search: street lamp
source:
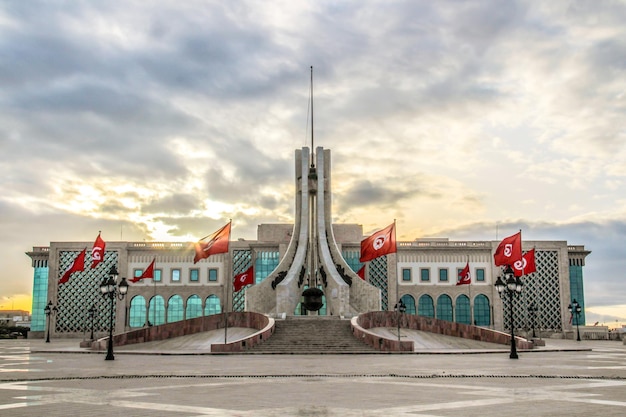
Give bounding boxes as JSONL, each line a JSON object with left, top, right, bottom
{"left": 99, "top": 265, "right": 129, "bottom": 360}
{"left": 568, "top": 299, "right": 582, "bottom": 341}
{"left": 44, "top": 301, "right": 57, "bottom": 343}
{"left": 87, "top": 304, "right": 96, "bottom": 341}
{"left": 494, "top": 265, "right": 523, "bottom": 359}
{"left": 528, "top": 302, "right": 538, "bottom": 338}
{"left": 394, "top": 299, "right": 406, "bottom": 342}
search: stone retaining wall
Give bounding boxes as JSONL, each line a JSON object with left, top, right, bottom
{"left": 352, "top": 311, "right": 534, "bottom": 352}
{"left": 92, "top": 312, "right": 274, "bottom": 353}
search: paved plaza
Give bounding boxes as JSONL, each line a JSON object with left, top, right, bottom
{"left": 1, "top": 337, "right": 625, "bottom": 416}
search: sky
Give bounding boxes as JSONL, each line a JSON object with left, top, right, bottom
{"left": 1, "top": 1, "right": 625, "bottom": 326}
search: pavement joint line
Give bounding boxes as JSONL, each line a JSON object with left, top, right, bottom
{"left": 2, "top": 373, "right": 625, "bottom": 383}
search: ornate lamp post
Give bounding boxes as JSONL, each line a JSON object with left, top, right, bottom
{"left": 394, "top": 299, "right": 406, "bottom": 342}
{"left": 87, "top": 304, "right": 96, "bottom": 341}
{"left": 44, "top": 301, "right": 57, "bottom": 343}
{"left": 528, "top": 302, "right": 538, "bottom": 338}
{"left": 494, "top": 265, "right": 523, "bottom": 359}
{"left": 99, "top": 266, "right": 129, "bottom": 361}
{"left": 568, "top": 299, "right": 582, "bottom": 341}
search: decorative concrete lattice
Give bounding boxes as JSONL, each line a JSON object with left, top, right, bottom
{"left": 232, "top": 250, "right": 251, "bottom": 312}
{"left": 56, "top": 251, "right": 119, "bottom": 333}
{"left": 502, "top": 250, "right": 562, "bottom": 331}
{"left": 369, "top": 256, "right": 389, "bottom": 310}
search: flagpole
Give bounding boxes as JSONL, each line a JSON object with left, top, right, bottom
{"left": 467, "top": 256, "right": 473, "bottom": 325}
{"left": 224, "top": 275, "right": 229, "bottom": 344}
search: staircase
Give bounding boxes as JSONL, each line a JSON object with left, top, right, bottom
{"left": 245, "top": 316, "right": 378, "bottom": 354}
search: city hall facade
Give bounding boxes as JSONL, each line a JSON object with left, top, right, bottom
{"left": 26, "top": 147, "right": 590, "bottom": 340}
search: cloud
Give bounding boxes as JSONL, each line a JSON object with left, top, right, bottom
{"left": 2, "top": 1, "right": 626, "bottom": 315}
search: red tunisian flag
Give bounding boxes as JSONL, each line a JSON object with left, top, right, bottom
{"left": 59, "top": 248, "right": 86, "bottom": 284}
{"left": 194, "top": 221, "right": 231, "bottom": 264}
{"left": 91, "top": 232, "right": 106, "bottom": 268}
{"left": 356, "top": 265, "right": 366, "bottom": 280}
{"left": 457, "top": 262, "right": 471, "bottom": 286}
{"left": 493, "top": 231, "right": 522, "bottom": 266}
{"left": 233, "top": 266, "right": 254, "bottom": 292}
{"left": 130, "top": 258, "right": 155, "bottom": 283}
{"left": 359, "top": 222, "right": 397, "bottom": 262}
{"left": 513, "top": 249, "right": 537, "bottom": 277}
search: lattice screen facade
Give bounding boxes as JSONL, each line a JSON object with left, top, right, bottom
{"left": 232, "top": 250, "right": 251, "bottom": 312}
{"left": 55, "top": 251, "right": 119, "bottom": 333}
{"left": 368, "top": 255, "right": 389, "bottom": 311}
{"left": 501, "top": 250, "right": 562, "bottom": 331}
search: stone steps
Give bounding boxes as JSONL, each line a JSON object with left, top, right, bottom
{"left": 245, "top": 316, "right": 377, "bottom": 354}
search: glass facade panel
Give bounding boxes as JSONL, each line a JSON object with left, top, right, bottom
{"left": 569, "top": 265, "right": 586, "bottom": 325}
{"left": 417, "top": 294, "right": 434, "bottom": 317}
{"left": 129, "top": 296, "right": 146, "bottom": 328}
{"left": 171, "top": 269, "right": 181, "bottom": 282}
{"left": 420, "top": 268, "right": 430, "bottom": 282}
{"left": 455, "top": 295, "right": 471, "bottom": 324}
{"left": 342, "top": 250, "right": 363, "bottom": 275}
{"left": 474, "top": 294, "right": 491, "bottom": 326}
{"left": 436, "top": 294, "right": 453, "bottom": 321}
{"left": 154, "top": 269, "right": 162, "bottom": 282}
{"left": 186, "top": 295, "right": 203, "bottom": 319}
{"left": 148, "top": 296, "right": 165, "bottom": 326}
{"left": 255, "top": 251, "right": 280, "bottom": 283}
{"left": 31, "top": 267, "right": 49, "bottom": 331}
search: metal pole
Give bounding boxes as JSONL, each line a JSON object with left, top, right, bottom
{"left": 509, "top": 292, "right": 518, "bottom": 359}
{"left": 105, "top": 294, "right": 115, "bottom": 361}
{"left": 45, "top": 312, "right": 51, "bottom": 343}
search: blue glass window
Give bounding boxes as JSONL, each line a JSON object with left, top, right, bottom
{"left": 129, "top": 296, "right": 146, "bottom": 328}
{"left": 171, "top": 269, "right": 181, "bottom": 282}
{"left": 420, "top": 268, "right": 430, "bottom": 282}
{"left": 402, "top": 268, "right": 411, "bottom": 281}
{"left": 455, "top": 295, "right": 471, "bottom": 324}
{"left": 148, "top": 296, "right": 165, "bottom": 326}
{"left": 208, "top": 269, "right": 218, "bottom": 282}
{"left": 436, "top": 294, "right": 453, "bottom": 321}
{"left": 186, "top": 295, "right": 202, "bottom": 319}
{"left": 400, "top": 294, "right": 416, "bottom": 315}
{"left": 474, "top": 294, "right": 491, "bottom": 326}
{"left": 190, "top": 269, "right": 199, "bottom": 282}
{"left": 439, "top": 269, "right": 448, "bottom": 282}
{"left": 167, "top": 295, "right": 183, "bottom": 323}
{"left": 476, "top": 268, "right": 485, "bottom": 282}
{"left": 204, "top": 295, "right": 221, "bottom": 315}
{"left": 417, "top": 294, "right": 434, "bottom": 317}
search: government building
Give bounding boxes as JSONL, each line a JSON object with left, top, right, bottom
{"left": 26, "top": 147, "right": 590, "bottom": 341}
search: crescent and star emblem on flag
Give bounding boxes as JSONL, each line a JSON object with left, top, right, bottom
{"left": 239, "top": 274, "right": 248, "bottom": 283}
{"left": 513, "top": 258, "right": 527, "bottom": 271}
{"left": 373, "top": 235, "right": 386, "bottom": 250}
{"left": 504, "top": 243, "right": 513, "bottom": 257}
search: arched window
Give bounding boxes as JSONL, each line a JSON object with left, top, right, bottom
{"left": 455, "top": 294, "right": 471, "bottom": 324}
{"left": 129, "top": 296, "right": 146, "bottom": 328}
{"left": 436, "top": 294, "right": 453, "bottom": 321}
{"left": 417, "top": 294, "right": 434, "bottom": 317}
{"left": 400, "top": 294, "right": 416, "bottom": 315}
{"left": 186, "top": 295, "right": 203, "bottom": 319}
{"left": 204, "top": 295, "right": 221, "bottom": 316}
{"left": 474, "top": 294, "right": 491, "bottom": 326}
{"left": 148, "top": 295, "right": 165, "bottom": 326}
{"left": 167, "top": 295, "right": 184, "bottom": 323}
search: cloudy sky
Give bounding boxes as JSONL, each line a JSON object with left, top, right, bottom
{"left": 1, "top": 1, "right": 625, "bottom": 325}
